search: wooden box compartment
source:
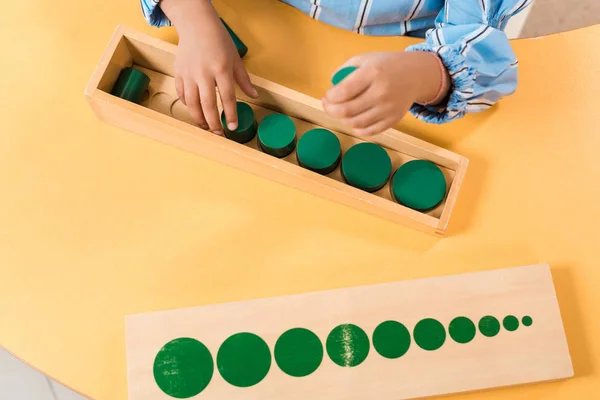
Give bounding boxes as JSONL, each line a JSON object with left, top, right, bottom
{"left": 85, "top": 25, "right": 469, "bottom": 236}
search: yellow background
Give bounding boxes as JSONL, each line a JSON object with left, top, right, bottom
{"left": 1, "top": 0, "right": 599, "bottom": 399}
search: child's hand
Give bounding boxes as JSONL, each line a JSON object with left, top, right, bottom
{"left": 322, "top": 51, "right": 450, "bottom": 136}
{"left": 161, "top": 0, "right": 258, "bottom": 135}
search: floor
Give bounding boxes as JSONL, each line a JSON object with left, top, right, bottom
{"left": 1, "top": 2, "right": 598, "bottom": 399}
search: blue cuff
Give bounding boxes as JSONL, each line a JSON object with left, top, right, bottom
{"left": 141, "top": 0, "right": 173, "bottom": 28}
{"left": 405, "top": 43, "right": 476, "bottom": 124}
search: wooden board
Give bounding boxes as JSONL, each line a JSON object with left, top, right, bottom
{"left": 126, "top": 264, "right": 573, "bottom": 400}
{"left": 85, "top": 25, "right": 469, "bottom": 236}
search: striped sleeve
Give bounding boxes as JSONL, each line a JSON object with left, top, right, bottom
{"left": 406, "top": 0, "right": 533, "bottom": 124}
{"left": 141, "top": 0, "right": 172, "bottom": 27}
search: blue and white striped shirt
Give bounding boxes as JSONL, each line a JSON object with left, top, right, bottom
{"left": 140, "top": 0, "right": 532, "bottom": 124}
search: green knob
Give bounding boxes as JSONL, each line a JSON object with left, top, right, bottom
{"left": 221, "top": 19, "right": 248, "bottom": 58}
{"left": 390, "top": 160, "right": 447, "bottom": 211}
{"left": 296, "top": 128, "right": 342, "bottom": 175}
{"left": 221, "top": 102, "right": 257, "bottom": 144}
{"left": 341, "top": 142, "right": 392, "bottom": 192}
{"left": 111, "top": 67, "right": 150, "bottom": 104}
{"left": 257, "top": 114, "right": 297, "bottom": 158}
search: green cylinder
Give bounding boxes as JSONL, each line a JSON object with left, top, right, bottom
{"left": 331, "top": 66, "right": 357, "bottom": 85}
{"left": 257, "top": 114, "right": 297, "bottom": 158}
{"left": 221, "top": 19, "right": 248, "bottom": 58}
{"left": 111, "top": 67, "right": 150, "bottom": 104}
{"left": 296, "top": 128, "right": 341, "bottom": 175}
{"left": 390, "top": 160, "right": 447, "bottom": 211}
{"left": 341, "top": 142, "right": 392, "bottom": 192}
{"left": 221, "top": 102, "right": 257, "bottom": 144}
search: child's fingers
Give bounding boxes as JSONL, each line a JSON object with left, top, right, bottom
{"left": 217, "top": 74, "right": 238, "bottom": 131}
{"left": 324, "top": 67, "right": 374, "bottom": 104}
{"left": 184, "top": 80, "right": 208, "bottom": 130}
{"left": 199, "top": 80, "right": 223, "bottom": 135}
{"left": 175, "top": 76, "right": 185, "bottom": 105}
{"left": 322, "top": 87, "right": 376, "bottom": 119}
{"left": 352, "top": 117, "right": 396, "bottom": 136}
{"left": 343, "top": 107, "right": 386, "bottom": 130}
{"left": 233, "top": 59, "right": 258, "bottom": 98}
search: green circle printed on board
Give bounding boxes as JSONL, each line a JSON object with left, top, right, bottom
{"left": 448, "top": 317, "right": 476, "bottom": 344}
{"left": 413, "top": 318, "right": 446, "bottom": 351}
{"left": 153, "top": 337, "right": 214, "bottom": 398}
{"left": 479, "top": 316, "right": 501, "bottom": 337}
{"left": 332, "top": 66, "right": 358, "bottom": 85}
{"left": 391, "top": 160, "right": 447, "bottom": 211}
{"left": 503, "top": 315, "right": 519, "bottom": 332}
{"left": 372, "top": 320, "right": 411, "bottom": 359}
{"left": 326, "top": 324, "right": 370, "bottom": 367}
{"left": 522, "top": 316, "right": 533, "bottom": 327}
{"left": 341, "top": 142, "right": 392, "bottom": 192}
{"left": 296, "top": 128, "right": 342, "bottom": 175}
{"left": 274, "top": 328, "right": 323, "bottom": 377}
{"left": 216, "top": 332, "right": 271, "bottom": 387}
{"left": 257, "top": 113, "right": 297, "bottom": 158}
{"left": 221, "top": 102, "right": 257, "bottom": 144}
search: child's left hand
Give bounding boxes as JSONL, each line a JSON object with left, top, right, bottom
{"left": 322, "top": 51, "right": 449, "bottom": 136}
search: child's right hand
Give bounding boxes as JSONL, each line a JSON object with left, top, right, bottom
{"left": 161, "top": 0, "right": 258, "bottom": 135}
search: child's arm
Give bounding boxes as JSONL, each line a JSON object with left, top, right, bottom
{"left": 323, "top": 0, "right": 532, "bottom": 134}
{"left": 141, "top": 0, "right": 258, "bottom": 134}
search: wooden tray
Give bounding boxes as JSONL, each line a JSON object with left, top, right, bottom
{"left": 85, "top": 25, "right": 469, "bottom": 236}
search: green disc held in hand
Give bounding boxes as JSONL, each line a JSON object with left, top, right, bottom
{"left": 258, "top": 114, "right": 297, "bottom": 158}
{"left": 111, "top": 67, "right": 150, "bottom": 104}
{"left": 296, "top": 128, "right": 341, "bottom": 175}
{"left": 342, "top": 142, "right": 392, "bottom": 192}
{"left": 390, "top": 160, "right": 447, "bottom": 211}
{"left": 332, "top": 66, "right": 357, "bottom": 85}
{"left": 221, "top": 102, "right": 257, "bottom": 144}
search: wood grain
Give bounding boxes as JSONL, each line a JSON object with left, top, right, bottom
{"left": 126, "top": 264, "right": 573, "bottom": 400}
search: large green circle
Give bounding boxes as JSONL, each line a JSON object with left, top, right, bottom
{"left": 274, "top": 328, "right": 323, "bottom": 377}
{"left": 221, "top": 102, "right": 257, "bottom": 144}
{"left": 503, "top": 315, "right": 519, "bottom": 332}
{"left": 326, "top": 324, "right": 370, "bottom": 367}
{"left": 332, "top": 66, "right": 357, "bottom": 85}
{"left": 479, "top": 316, "right": 501, "bottom": 337}
{"left": 257, "top": 113, "right": 297, "bottom": 158}
{"left": 413, "top": 318, "right": 446, "bottom": 351}
{"left": 390, "top": 160, "right": 447, "bottom": 211}
{"left": 296, "top": 128, "right": 342, "bottom": 175}
{"left": 448, "top": 317, "right": 476, "bottom": 344}
{"left": 372, "top": 320, "right": 411, "bottom": 359}
{"left": 341, "top": 143, "right": 392, "bottom": 192}
{"left": 153, "top": 337, "right": 214, "bottom": 398}
{"left": 216, "top": 332, "right": 271, "bottom": 387}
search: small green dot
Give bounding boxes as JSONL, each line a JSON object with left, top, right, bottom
{"left": 332, "top": 66, "right": 357, "bottom": 85}
{"left": 216, "top": 332, "right": 271, "bottom": 387}
{"left": 390, "top": 160, "right": 447, "bottom": 211}
{"left": 522, "top": 316, "right": 533, "bottom": 327}
{"left": 503, "top": 315, "right": 519, "bottom": 332}
{"left": 413, "top": 318, "right": 446, "bottom": 351}
{"left": 448, "top": 317, "right": 476, "bottom": 344}
{"left": 153, "top": 337, "right": 214, "bottom": 398}
{"left": 372, "top": 320, "right": 411, "bottom": 359}
{"left": 326, "top": 324, "right": 370, "bottom": 367}
{"left": 479, "top": 316, "right": 501, "bottom": 337}
{"left": 274, "top": 328, "right": 323, "bottom": 377}
{"left": 296, "top": 128, "right": 342, "bottom": 175}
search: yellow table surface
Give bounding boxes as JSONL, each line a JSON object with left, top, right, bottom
{"left": 1, "top": 0, "right": 599, "bottom": 399}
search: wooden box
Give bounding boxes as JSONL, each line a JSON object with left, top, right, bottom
{"left": 85, "top": 25, "right": 469, "bottom": 236}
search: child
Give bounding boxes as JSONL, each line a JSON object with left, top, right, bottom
{"left": 141, "top": 0, "right": 531, "bottom": 136}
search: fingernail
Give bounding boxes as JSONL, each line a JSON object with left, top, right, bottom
{"left": 251, "top": 86, "right": 259, "bottom": 97}
{"left": 227, "top": 122, "right": 238, "bottom": 131}
{"left": 214, "top": 130, "right": 224, "bottom": 136}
